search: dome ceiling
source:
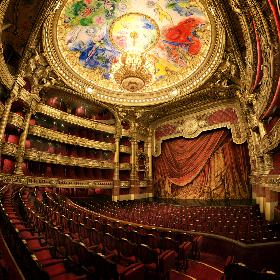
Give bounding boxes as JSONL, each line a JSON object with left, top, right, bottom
{"left": 43, "top": 0, "right": 225, "bottom": 106}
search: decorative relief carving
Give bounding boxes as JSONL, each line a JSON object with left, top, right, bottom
{"left": 1, "top": 142, "right": 18, "bottom": 156}
{"left": 251, "top": 174, "right": 280, "bottom": 192}
{"left": 119, "top": 163, "right": 131, "bottom": 170}
{"left": 25, "top": 48, "right": 58, "bottom": 93}
{"left": 8, "top": 113, "right": 24, "bottom": 129}
{"left": 120, "top": 145, "right": 131, "bottom": 154}
{"left": 261, "top": 120, "right": 280, "bottom": 154}
{"left": 25, "top": 149, "right": 116, "bottom": 169}
{"left": 153, "top": 104, "right": 247, "bottom": 156}
{"left": 37, "top": 104, "right": 115, "bottom": 134}
{"left": 0, "top": 173, "right": 113, "bottom": 188}
{"left": 28, "top": 125, "right": 115, "bottom": 151}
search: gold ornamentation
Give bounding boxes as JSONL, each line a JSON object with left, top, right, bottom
{"left": 0, "top": 0, "right": 14, "bottom": 89}
{"left": 261, "top": 120, "right": 280, "bottom": 154}
{"left": 8, "top": 113, "right": 25, "bottom": 129}
{"left": 1, "top": 142, "right": 18, "bottom": 156}
{"left": 119, "top": 163, "right": 131, "bottom": 170}
{"left": 28, "top": 125, "right": 115, "bottom": 151}
{"left": 152, "top": 101, "right": 247, "bottom": 156}
{"left": 0, "top": 173, "right": 113, "bottom": 188}
{"left": 43, "top": 1, "right": 225, "bottom": 106}
{"left": 25, "top": 148, "right": 117, "bottom": 169}
{"left": 120, "top": 145, "right": 131, "bottom": 154}
{"left": 37, "top": 104, "right": 115, "bottom": 134}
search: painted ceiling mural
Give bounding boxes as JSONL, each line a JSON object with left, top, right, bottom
{"left": 57, "top": 0, "right": 211, "bottom": 93}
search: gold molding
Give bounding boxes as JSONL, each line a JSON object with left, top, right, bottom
{"left": 25, "top": 148, "right": 115, "bottom": 169}
{"left": 28, "top": 125, "right": 115, "bottom": 151}
{"left": 0, "top": 173, "right": 113, "bottom": 188}
{"left": 0, "top": 0, "right": 14, "bottom": 89}
{"left": 1, "top": 141, "right": 18, "bottom": 156}
{"left": 37, "top": 104, "right": 115, "bottom": 134}
{"left": 120, "top": 145, "right": 131, "bottom": 154}
{"left": 260, "top": 120, "right": 280, "bottom": 154}
{"left": 251, "top": 174, "right": 280, "bottom": 192}
{"left": 119, "top": 163, "right": 131, "bottom": 170}
{"left": 42, "top": 0, "right": 225, "bottom": 107}
{"left": 8, "top": 113, "right": 25, "bottom": 129}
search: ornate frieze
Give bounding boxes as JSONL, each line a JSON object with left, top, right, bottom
{"left": 261, "top": 120, "right": 280, "bottom": 154}
{"left": 0, "top": 173, "right": 113, "bottom": 188}
{"left": 152, "top": 103, "right": 247, "bottom": 156}
{"left": 37, "top": 104, "right": 115, "bottom": 134}
{"left": 119, "top": 163, "right": 131, "bottom": 170}
{"left": 1, "top": 142, "right": 18, "bottom": 156}
{"left": 25, "top": 148, "right": 115, "bottom": 169}
{"left": 140, "top": 181, "right": 147, "bottom": 188}
{"left": 120, "top": 181, "right": 130, "bottom": 188}
{"left": 28, "top": 125, "right": 115, "bottom": 151}
{"left": 120, "top": 145, "right": 131, "bottom": 154}
{"left": 0, "top": 0, "right": 14, "bottom": 89}
{"left": 251, "top": 174, "right": 280, "bottom": 192}
{"left": 7, "top": 113, "right": 25, "bottom": 129}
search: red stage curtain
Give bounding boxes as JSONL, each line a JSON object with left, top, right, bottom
{"left": 153, "top": 129, "right": 251, "bottom": 199}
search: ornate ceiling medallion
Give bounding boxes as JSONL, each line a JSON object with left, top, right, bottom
{"left": 43, "top": 0, "right": 225, "bottom": 106}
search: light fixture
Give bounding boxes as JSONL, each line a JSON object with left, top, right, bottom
{"left": 110, "top": 13, "right": 159, "bottom": 92}
{"left": 114, "top": 52, "right": 154, "bottom": 92}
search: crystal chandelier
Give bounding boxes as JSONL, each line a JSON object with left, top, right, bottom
{"left": 114, "top": 52, "right": 154, "bottom": 92}
{"left": 110, "top": 13, "right": 159, "bottom": 92}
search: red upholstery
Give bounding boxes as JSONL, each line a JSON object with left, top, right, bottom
{"left": 7, "top": 134, "right": 19, "bottom": 144}
{"left": 2, "top": 159, "right": 15, "bottom": 174}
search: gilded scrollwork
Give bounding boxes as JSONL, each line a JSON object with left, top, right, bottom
{"left": 7, "top": 112, "right": 25, "bottom": 129}
{"left": 37, "top": 104, "right": 115, "bottom": 134}
{"left": 0, "top": 173, "right": 113, "bottom": 188}
{"left": 120, "top": 145, "right": 131, "bottom": 154}
{"left": 0, "top": 0, "right": 14, "bottom": 89}
{"left": 1, "top": 142, "right": 18, "bottom": 156}
{"left": 261, "top": 120, "right": 280, "bottom": 154}
{"left": 28, "top": 125, "right": 115, "bottom": 151}
{"left": 119, "top": 163, "right": 131, "bottom": 170}
{"left": 24, "top": 148, "right": 115, "bottom": 169}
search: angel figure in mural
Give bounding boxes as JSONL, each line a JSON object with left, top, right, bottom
{"left": 66, "top": 26, "right": 120, "bottom": 79}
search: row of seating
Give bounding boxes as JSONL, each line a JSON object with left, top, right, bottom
{"left": 33, "top": 190, "right": 199, "bottom": 275}
{"left": 0, "top": 187, "right": 88, "bottom": 279}
{"left": 18, "top": 187, "right": 202, "bottom": 279}
{"left": 78, "top": 199, "right": 280, "bottom": 243}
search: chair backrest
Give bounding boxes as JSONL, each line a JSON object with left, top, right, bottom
{"left": 161, "top": 237, "right": 179, "bottom": 252}
{"left": 95, "top": 253, "right": 118, "bottom": 280}
{"left": 119, "top": 238, "right": 136, "bottom": 258}
{"left": 137, "top": 244, "right": 158, "bottom": 265}
{"left": 146, "top": 234, "right": 161, "bottom": 250}
{"left": 104, "top": 233, "right": 118, "bottom": 252}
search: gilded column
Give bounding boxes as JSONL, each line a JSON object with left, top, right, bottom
{"left": 0, "top": 78, "right": 25, "bottom": 164}
{"left": 129, "top": 122, "right": 139, "bottom": 200}
{"left": 130, "top": 139, "right": 137, "bottom": 181}
{"left": 14, "top": 109, "right": 32, "bottom": 175}
{"left": 147, "top": 129, "right": 153, "bottom": 198}
{"left": 112, "top": 135, "right": 120, "bottom": 201}
{"left": 14, "top": 98, "right": 38, "bottom": 175}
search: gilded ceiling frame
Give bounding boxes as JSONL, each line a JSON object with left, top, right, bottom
{"left": 0, "top": 0, "right": 15, "bottom": 89}
{"left": 42, "top": 0, "right": 226, "bottom": 107}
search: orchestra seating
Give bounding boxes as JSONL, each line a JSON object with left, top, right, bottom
{"left": 77, "top": 199, "right": 280, "bottom": 244}
{"left": 1, "top": 186, "right": 280, "bottom": 280}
